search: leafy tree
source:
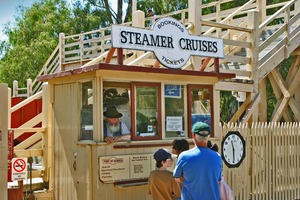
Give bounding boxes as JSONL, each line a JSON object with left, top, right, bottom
{"left": 86, "top": 0, "right": 133, "bottom": 24}
{"left": 0, "top": 0, "right": 73, "bottom": 88}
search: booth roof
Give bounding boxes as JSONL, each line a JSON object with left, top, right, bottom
{"left": 36, "top": 63, "right": 235, "bottom": 82}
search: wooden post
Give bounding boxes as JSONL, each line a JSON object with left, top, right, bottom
{"left": 284, "top": 6, "right": 290, "bottom": 59}
{"left": 27, "top": 78, "right": 32, "bottom": 97}
{"left": 132, "top": 10, "right": 145, "bottom": 58}
{"left": 247, "top": 10, "right": 260, "bottom": 123}
{"left": 41, "top": 83, "right": 51, "bottom": 187}
{"left": 258, "top": 78, "right": 267, "bottom": 122}
{"left": 0, "top": 83, "right": 9, "bottom": 200}
{"left": 13, "top": 80, "right": 18, "bottom": 97}
{"left": 132, "top": 0, "right": 137, "bottom": 13}
{"left": 215, "top": 2, "right": 221, "bottom": 37}
{"left": 59, "top": 33, "right": 65, "bottom": 71}
{"left": 188, "top": 0, "right": 202, "bottom": 70}
{"left": 257, "top": 0, "right": 266, "bottom": 24}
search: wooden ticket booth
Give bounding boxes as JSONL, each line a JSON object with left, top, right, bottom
{"left": 37, "top": 17, "right": 235, "bottom": 200}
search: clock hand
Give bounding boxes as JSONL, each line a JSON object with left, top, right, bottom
{"left": 231, "top": 141, "right": 235, "bottom": 163}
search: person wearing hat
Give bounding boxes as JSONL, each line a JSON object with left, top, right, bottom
{"left": 148, "top": 148, "right": 181, "bottom": 200}
{"left": 103, "top": 106, "right": 131, "bottom": 144}
{"left": 173, "top": 122, "right": 222, "bottom": 200}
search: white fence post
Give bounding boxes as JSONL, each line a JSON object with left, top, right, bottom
{"left": 0, "top": 83, "right": 9, "bottom": 200}
{"left": 13, "top": 80, "right": 18, "bottom": 97}
{"left": 27, "top": 78, "right": 32, "bottom": 97}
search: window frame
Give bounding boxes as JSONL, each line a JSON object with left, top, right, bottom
{"left": 131, "top": 82, "right": 162, "bottom": 140}
{"left": 79, "top": 81, "right": 94, "bottom": 141}
{"left": 187, "top": 84, "right": 214, "bottom": 137}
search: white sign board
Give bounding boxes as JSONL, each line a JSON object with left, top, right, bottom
{"left": 111, "top": 17, "right": 224, "bottom": 69}
{"left": 166, "top": 116, "right": 183, "bottom": 132}
{"left": 99, "top": 154, "right": 152, "bottom": 183}
{"left": 12, "top": 157, "right": 27, "bottom": 181}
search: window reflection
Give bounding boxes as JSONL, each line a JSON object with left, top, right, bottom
{"left": 188, "top": 85, "right": 213, "bottom": 136}
{"left": 164, "top": 85, "right": 185, "bottom": 137}
{"left": 80, "top": 81, "right": 93, "bottom": 140}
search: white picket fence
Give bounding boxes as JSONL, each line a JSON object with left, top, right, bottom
{"left": 221, "top": 122, "right": 300, "bottom": 200}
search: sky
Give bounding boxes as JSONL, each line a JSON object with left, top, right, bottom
{"left": 0, "top": 0, "right": 119, "bottom": 41}
{"left": 0, "top": 0, "right": 37, "bottom": 40}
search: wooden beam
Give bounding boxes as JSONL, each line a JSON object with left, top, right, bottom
{"left": 216, "top": 81, "right": 253, "bottom": 92}
{"left": 288, "top": 98, "right": 300, "bottom": 121}
{"left": 258, "top": 78, "right": 267, "bottom": 121}
{"left": 229, "top": 93, "right": 251, "bottom": 123}
{"left": 105, "top": 48, "right": 116, "bottom": 64}
{"left": 268, "top": 73, "right": 292, "bottom": 122}
{"left": 285, "top": 55, "right": 300, "bottom": 86}
{"left": 271, "top": 97, "right": 290, "bottom": 122}
{"left": 287, "top": 62, "right": 300, "bottom": 96}
{"left": 214, "top": 58, "right": 219, "bottom": 73}
{"left": 200, "top": 57, "right": 211, "bottom": 71}
{"left": 117, "top": 48, "right": 123, "bottom": 65}
{"left": 241, "top": 93, "right": 261, "bottom": 123}
{"left": 14, "top": 132, "right": 42, "bottom": 150}
{"left": 271, "top": 69, "right": 290, "bottom": 98}
{"left": 14, "top": 149, "right": 43, "bottom": 157}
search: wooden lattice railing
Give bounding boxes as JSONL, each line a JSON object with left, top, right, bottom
{"left": 24, "top": 0, "right": 299, "bottom": 97}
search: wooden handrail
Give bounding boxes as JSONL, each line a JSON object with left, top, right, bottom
{"left": 259, "top": 0, "right": 297, "bottom": 31}
{"left": 11, "top": 91, "right": 42, "bottom": 113}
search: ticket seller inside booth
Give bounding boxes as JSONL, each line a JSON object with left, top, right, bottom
{"left": 37, "top": 16, "right": 235, "bottom": 200}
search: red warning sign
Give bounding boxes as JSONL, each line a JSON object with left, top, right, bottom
{"left": 12, "top": 157, "right": 27, "bottom": 181}
{"left": 13, "top": 158, "right": 27, "bottom": 172}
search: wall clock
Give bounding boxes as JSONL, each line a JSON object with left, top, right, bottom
{"left": 221, "top": 131, "right": 246, "bottom": 168}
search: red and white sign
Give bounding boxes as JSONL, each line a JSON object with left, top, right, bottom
{"left": 12, "top": 157, "right": 27, "bottom": 181}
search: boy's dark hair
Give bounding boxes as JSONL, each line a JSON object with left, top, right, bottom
{"left": 155, "top": 159, "right": 165, "bottom": 168}
{"left": 207, "top": 140, "right": 219, "bottom": 152}
{"left": 172, "top": 139, "right": 189, "bottom": 152}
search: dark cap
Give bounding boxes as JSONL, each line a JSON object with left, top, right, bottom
{"left": 153, "top": 148, "right": 172, "bottom": 162}
{"left": 192, "top": 122, "right": 210, "bottom": 136}
{"left": 103, "top": 106, "right": 123, "bottom": 118}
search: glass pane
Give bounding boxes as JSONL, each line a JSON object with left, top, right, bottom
{"left": 80, "top": 81, "right": 93, "bottom": 140}
{"left": 191, "top": 88, "right": 211, "bottom": 128}
{"left": 103, "top": 85, "right": 131, "bottom": 133}
{"left": 164, "top": 85, "right": 185, "bottom": 137}
{"left": 136, "top": 86, "right": 158, "bottom": 137}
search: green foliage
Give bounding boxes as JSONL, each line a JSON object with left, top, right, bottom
{"left": 220, "top": 91, "right": 238, "bottom": 124}
{"left": 0, "top": 0, "right": 73, "bottom": 88}
{"left": 138, "top": 0, "right": 188, "bottom": 15}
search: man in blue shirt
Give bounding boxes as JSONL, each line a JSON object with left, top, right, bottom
{"left": 173, "top": 122, "right": 222, "bottom": 200}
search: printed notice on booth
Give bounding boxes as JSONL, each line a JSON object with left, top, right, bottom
{"left": 166, "top": 116, "right": 183, "bottom": 132}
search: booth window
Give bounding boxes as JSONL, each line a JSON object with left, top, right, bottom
{"left": 131, "top": 82, "right": 161, "bottom": 140}
{"left": 80, "top": 81, "right": 94, "bottom": 140}
{"left": 103, "top": 81, "right": 131, "bottom": 133}
{"left": 164, "top": 85, "right": 185, "bottom": 137}
{"left": 187, "top": 85, "right": 214, "bottom": 137}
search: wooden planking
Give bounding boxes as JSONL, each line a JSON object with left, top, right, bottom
{"left": 53, "top": 83, "right": 79, "bottom": 200}
{"left": 220, "top": 122, "right": 300, "bottom": 200}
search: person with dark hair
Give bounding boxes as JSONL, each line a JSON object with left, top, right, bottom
{"left": 103, "top": 106, "right": 131, "bottom": 143}
{"left": 172, "top": 139, "right": 189, "bottom": 157}
{"left": 148, "top": 148, "right": 181, "bottom": 200}
{"left": 173, "top": 122, "right": 222, "bottom": 200}
{"left": 207, "top": 140, "right": 219, "bottom": 152}
{"left": 147, "top": 9, "right": 158, "bottom": 26}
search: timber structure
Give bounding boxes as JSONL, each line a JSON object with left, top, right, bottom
{"left": 1, "top": 0, "right": 300, "bottom": 199}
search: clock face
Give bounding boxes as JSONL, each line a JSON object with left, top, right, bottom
{"left": 221, "top": 131, "right": 246, "bottom": 168}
